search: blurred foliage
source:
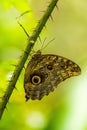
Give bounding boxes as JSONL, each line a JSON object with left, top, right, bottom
{"left": 1, "top": 0, "right": 30, "bottom": 10}
{"left": 0, "top": 0, "right": 87, "bottom": 130}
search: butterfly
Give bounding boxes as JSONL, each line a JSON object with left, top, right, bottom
{"left": 24, "top": 50, "right": 81, "bottom": 101}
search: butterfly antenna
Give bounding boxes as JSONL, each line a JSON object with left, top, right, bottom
{"left": 41, "top": 37, "right": 47, "bottom": 49}
{"left": 41, "top": 38, "right": 55, "bottom": 51}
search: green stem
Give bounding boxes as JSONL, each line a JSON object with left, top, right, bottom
{"left": 0, "top": 0, "right": 59, "bottom": 119}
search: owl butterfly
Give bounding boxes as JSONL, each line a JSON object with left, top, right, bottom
{"left": 24, "top": 50, "right": 81, "bottom": 101}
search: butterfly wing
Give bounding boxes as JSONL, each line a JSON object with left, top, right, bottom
{"left": 24, "top": 52, "right": 81, "bottom": 101}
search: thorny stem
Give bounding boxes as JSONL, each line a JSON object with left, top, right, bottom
{"left": 0, "top": 0, "right": 59, "bottom": 119}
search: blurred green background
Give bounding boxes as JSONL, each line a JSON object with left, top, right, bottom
{"left": 0, "top": 0, "right": 87, "bottom": 130}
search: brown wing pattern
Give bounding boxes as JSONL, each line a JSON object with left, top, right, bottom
{"left": 24, "top": 51, "right": 81, "bottom": 101}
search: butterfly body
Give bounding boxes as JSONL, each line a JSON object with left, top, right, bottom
{"left": 24, "top": 50, "right": 81, "bottom": 101}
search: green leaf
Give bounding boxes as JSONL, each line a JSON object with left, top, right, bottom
{"left": 1, "top": 0, "right": 31, "bottom": 11}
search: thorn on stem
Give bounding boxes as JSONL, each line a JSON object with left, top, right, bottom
{"left": 7, "top": 79, "right": 13, "bottom": 83}
{"left": 10, "top": 64, "right": 18, "bottom": 67}
{"left": 56, "top": 4, "right": 59, "bottom": 10}
{"left": 17, "top": 21, "right": 30, "bottom": 38}
{"left": 38, "top": 36, "right": 42, "bottom": 44}
{"left": 23, "top": 66, "right": 26, "bottom": 69}
{"left": 16, "top": 10, "right": 32, "bottom": 19}
{"left": 14, "top": 86, "right": 18, "bottom": 90}
{"left": 24, "top": 50, "right": 29, "bottom": 55}
{"left": 50, "top": 15, "right": 54, "bottom": 22}
{"left": 44, "top": 25, "right": 47, "bottom": 30}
